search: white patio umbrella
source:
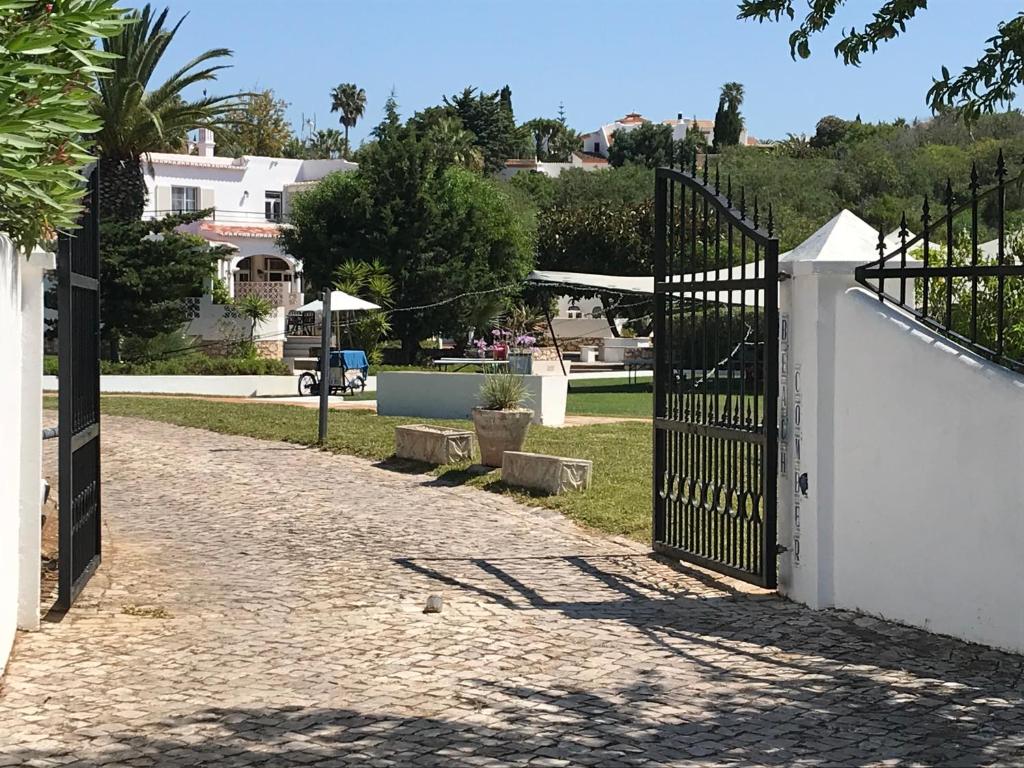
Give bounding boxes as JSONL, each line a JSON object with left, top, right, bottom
{"left": 296, "top": 290, "right": 380, "bottom": 313}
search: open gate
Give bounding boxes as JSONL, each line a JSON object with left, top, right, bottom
{"left": 56, "top": 168, "right": 101, "bottom": 610}
{"left": 652, "top": 163, "right": 779, "bottom": 588}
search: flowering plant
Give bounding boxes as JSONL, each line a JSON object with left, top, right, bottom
{"left": 513, "top": 334, "right": 536, "bottom": 352}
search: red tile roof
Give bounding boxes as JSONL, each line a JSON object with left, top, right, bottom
{"left": 573, "top": 151, "right": 609, "bottom": 165}
{"left": 198, "top": 222, "right": 280, "bottom": 239}
{"left": 618, "top": 113, "right": 646, "bottom": 124}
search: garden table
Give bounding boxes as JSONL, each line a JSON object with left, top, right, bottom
{"left": 431, "top": 358, "right": 510, "bottom": 373}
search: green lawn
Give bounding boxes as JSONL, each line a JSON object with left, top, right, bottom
{"left": 62, "top": 396, "right": 653, "bottom": 542}
{"left": 566, "top": 377, "right": 653, "bottom": 418}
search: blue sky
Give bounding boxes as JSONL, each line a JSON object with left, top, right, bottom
{"left": 148, "top": 0, "right": 1021, "bottom": 146}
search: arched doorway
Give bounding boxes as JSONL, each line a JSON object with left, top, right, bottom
{"left": 231, "top": 254, "right": 302, "bottom": 308}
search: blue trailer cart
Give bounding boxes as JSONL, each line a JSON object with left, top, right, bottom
{"left": 297, "top": 349, "right": 369, "bottom": 396}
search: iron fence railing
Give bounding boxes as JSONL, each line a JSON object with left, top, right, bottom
{"left": 855, "top": 150, "right": 1024, "bottom": 375}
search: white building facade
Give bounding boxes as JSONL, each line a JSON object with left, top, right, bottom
{"left": 142, "top": 129, "right": 357, "bottom": 311}
{"left": 579, "top": 112, "right": 751, "bottom": 157}
{"left": 497, "top": 151, "right": 609, "bottom": 181}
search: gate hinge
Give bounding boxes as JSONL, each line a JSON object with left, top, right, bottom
{"left": 777, "top": 273, "right": 792, "bottom": 282}
{"left": 775, "top": 544, "right": 789, "bottom": 555}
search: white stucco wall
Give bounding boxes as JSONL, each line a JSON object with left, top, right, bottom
{"left": 0, "top": 235, "right": 48, "bottom": 675}
{"left": 376, "top": 372, "right": 568, "bottom": 426}
{"left": 183, "top": 295, "right": 287, "bottom": 343}
{"left": 42, "top": 374, "right": 298, "bottom": 398}
{"left": 141, "top": 154, "right": 355, "bottom": 223}
{"left": 0, "top": 235, "right": 21, "bottom": 674}
{"left": 832, "top": 288, "right": 1024, "bottom": 653}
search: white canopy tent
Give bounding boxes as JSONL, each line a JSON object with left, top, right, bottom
{"left": 527, "top": 262, "right": 769, "bottom": 308}
{"left": 296, "top": 290, "right": 380, "bottom": 313}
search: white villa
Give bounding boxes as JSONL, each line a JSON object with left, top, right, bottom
{"left": 138, "top": 129, "right": 356, "bottom": 361}
{"left": 498, "top": 151, "right": 609, "bottom": 180}
{"left": 143, "top": 128, "right": 356, "bottom": 310}
{"left": 579, "top": 112, "right": 756, "bottom": 157}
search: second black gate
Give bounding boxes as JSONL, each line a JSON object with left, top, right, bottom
{"left": 56, "top": 168, "right": 102, "bottom": 611}
{"left": 652, "top": 162, "right": 779, "bottom": 588}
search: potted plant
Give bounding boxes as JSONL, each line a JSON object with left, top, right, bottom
{"left": 472, "top": 373, "right": 533, "bottom": 467}
{"left": 507, "top": 333, "right": 536, "bottom": 374}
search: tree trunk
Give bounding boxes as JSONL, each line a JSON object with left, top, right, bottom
{"left": 401, "top": 334, "right": 419, "bottom": 365}
{"left": 98, "top": 155, "right": 146, "bottom": 223}
{"left": 107, "top": 332, "right": 121, "bottom": 363}
{"left": 599, "top": 293, "right": 621, "bottom": 338}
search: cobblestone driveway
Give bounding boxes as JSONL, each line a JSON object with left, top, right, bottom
{"left": 2, "top": 416, "right": 1023, "bottom": 767}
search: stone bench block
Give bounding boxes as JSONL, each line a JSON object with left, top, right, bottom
{"left": 501, "top": 451, "right": 593, "bottom": 495}
{"left": 394, "top": 425, "right": 474, "bottom": 465}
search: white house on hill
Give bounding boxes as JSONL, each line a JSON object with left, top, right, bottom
{"left": 142, "top": 128, "right": 357, "bottom": 311}
{"left": 580, "top": 112, "right": 753, "bottom": 157}
{"left": 498, "top": 151, "right": 608, "bottom": 180}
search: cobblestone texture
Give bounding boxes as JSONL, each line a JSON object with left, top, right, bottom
{"left": 1, "top": 416, "right": 1023, "bottom": 766}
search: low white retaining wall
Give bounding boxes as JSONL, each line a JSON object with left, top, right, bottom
{"left": 43, "top": 374, "right": 298, "bottom": 398}
{"left": 376, "top": 372, "right": 568, "bottom": 426}
{"left": 600, "top": 337, "right": 651, "bottom": 363}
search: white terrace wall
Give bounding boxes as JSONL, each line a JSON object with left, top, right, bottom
{"left": 0, "top": 235, "right": 48, "bottom": 675}
{"left": 778, "top": 209, "right": 1024, "bottom": 654}
{"left": 831, "top": 289, "right": 1024, "bottom": 652}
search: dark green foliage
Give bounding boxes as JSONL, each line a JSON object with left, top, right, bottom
{"left": 607, "top": 123, "right": 677, "bottom": 168}
{"left": 46, "top": 354, "right": 291, "bottom": 376}
{"left": 810, "top": 115, "right": 850, "bottom": 148}
{"left": 442, "top": 86, "right": 523, "bottom": 173}
{"left": 522, "top": 117, "right": 581, "bottom": 162}
{"left": 100, "top": 211, "right": 227, "bottom": 359}
{"left": 713, "top": 82, "right": 744, "bottom": 150}
{"left": 717, "top": 111, "right": 1024, "bottom": 250}
{"left": 330, "top": 82, "right": 367, "bottom": 155}
{"left": 282, "top": 106, "right": 535, "bottom": 359}
{"left": 548, "top": 165, "right": 654, "bottom": 208}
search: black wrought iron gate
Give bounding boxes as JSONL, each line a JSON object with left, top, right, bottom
{"left": 652, "top": 163, "right": 779, "bottom": 588}
{"left": 56, "top": 168, "right": 101, "bottom": 610}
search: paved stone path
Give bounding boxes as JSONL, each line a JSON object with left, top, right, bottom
{"left": 1, "top": 417, "right": 1023, "bottom": 767}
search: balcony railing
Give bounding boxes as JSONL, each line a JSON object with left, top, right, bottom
{"left": 235, "top": 280, "right": 302, "bottom": 308}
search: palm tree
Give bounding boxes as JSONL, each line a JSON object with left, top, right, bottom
{"left": 329, "top": 83, "right": 367, "bottom": 157}
{"left": 425, "top": 117, "right": 483, "bottom": 171}
{"left": 94, "top": 4, "right": 241, "bottom": 221}
{"left": 234, "top": 294, "right": 273, "bottom": 346}
{"left": 309, "top": 128, "right": 345, "bottom": 159}
{"left": 722, "top": 82, "right": 745, "bottom": 111}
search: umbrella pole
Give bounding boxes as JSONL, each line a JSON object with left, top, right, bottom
{"left": 318, "top": 288, "right": 331, "bottom": 445}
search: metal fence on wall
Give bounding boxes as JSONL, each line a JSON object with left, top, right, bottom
{"left": 856, "top": 150, "right": 1024, "bottom": 375}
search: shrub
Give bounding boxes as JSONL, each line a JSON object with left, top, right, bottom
{"left": 47, "top": 353, "right": 290, "bottom": 376}
{"left": 478, "top": 373, "right": 529, "bottom": 410}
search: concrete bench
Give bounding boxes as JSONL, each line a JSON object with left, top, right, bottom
{"left": 501, "top": 451, "right": 593, "bottom": 495}
{"left": 394, "top": 425, "right": 474, "bottom": 465}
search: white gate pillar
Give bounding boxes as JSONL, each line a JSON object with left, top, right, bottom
{"left": 776, "top": 211, "right": 882, "bottom": 609}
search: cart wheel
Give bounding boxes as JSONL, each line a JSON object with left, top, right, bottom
{"left": 298, "top": 372, "right": 316, "bottom": 396}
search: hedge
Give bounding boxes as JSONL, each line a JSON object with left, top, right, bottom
{"left": 44, "top": 354, "right": 290, "bottom": 376}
